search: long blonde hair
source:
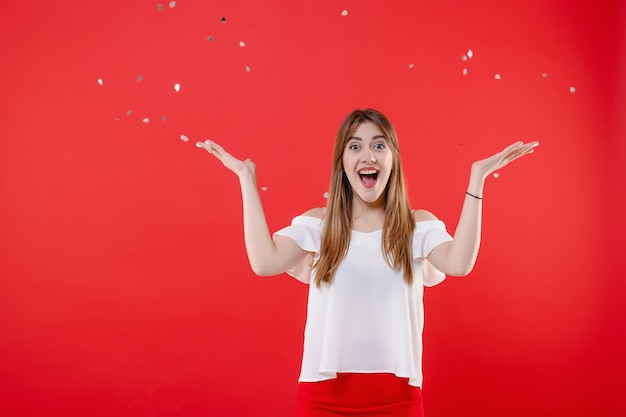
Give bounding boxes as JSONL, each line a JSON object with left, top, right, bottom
{"left": 315, "top": 109, "right": 416, "bottom": 287}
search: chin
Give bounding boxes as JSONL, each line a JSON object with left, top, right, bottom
{"left": 358, "top": 192, "right": 385, "bottom": 205}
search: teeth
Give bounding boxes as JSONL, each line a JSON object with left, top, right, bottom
{"left": 359, "top": 170, "right": 378, "bottom": 175}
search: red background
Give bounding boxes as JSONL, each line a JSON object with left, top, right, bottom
{"left": 1, "top": 1, "right": 625, "bottom": 416}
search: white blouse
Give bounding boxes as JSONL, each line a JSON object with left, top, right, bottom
{"left": 273, "top": 215, "right": 453, "bottom": 387}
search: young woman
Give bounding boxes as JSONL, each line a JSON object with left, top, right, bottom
{"left": 196, "top": 109, "right": 538, "bottom": 416}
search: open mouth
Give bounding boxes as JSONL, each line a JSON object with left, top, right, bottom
{"left": 359, "top": 169, "right": 379, "bottom": 187}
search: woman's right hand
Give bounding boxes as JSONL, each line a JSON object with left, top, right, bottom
{"left": 196, "top": 139, "right": 306, "bottom": 277}
{"left": 196, "top": 139, "right": 256, "bottom": 178}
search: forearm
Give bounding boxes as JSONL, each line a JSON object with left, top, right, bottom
{"left": 238, "top": 172, "right": 279, "bottom": 275}
{"left": 444, "top": 168, "right": 486, "bottom": 276}
{"left": 428, "top": 140, "right": 538, "bottom": 276}
{"left": 196, "top": 139, "right": 309, "bottom": 276}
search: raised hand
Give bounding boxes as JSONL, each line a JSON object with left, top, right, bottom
{"left": 196, "top": 139, "right": 256, "bottom": 178}
{"left": 195, "top": 139, "right": 307, "bottom": 277}
{"left": 472, "top": 141, "right": 539, "bottom": 178}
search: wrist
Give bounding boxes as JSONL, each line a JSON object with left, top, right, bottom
{"left": 465, "top": 191, "right": 482, "bottom": 200}
{"left": 467, "top": 169, "right": 486, "bottom": 189}
{"left": 238, "top": 170, "right": 257, "bottom": 186}
{"left": 470, "top": 161, "right": 490, "bottom": 180}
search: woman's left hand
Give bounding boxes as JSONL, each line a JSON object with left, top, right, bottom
{"left": 472, "top": 141, "right": 539, "bottom": 178}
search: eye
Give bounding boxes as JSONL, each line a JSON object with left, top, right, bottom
{"left": 348, "top": 143, "right": 360, "bottom": 150}
{"left": 374, "top": 142, "right": 386, "bottom": 150}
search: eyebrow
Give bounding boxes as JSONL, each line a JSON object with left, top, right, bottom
{"left": 348, "top": 135, "right": 387, "bottom": 141}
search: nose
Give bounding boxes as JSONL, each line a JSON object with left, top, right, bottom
{"left": 363, "top": 149, "right": 376, "bottom": 163}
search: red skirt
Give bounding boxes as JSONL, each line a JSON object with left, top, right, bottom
{"left": 295, "top": 373, "right": 424, "bottom": 417}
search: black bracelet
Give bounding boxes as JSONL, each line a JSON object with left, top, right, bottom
{"left": 466, "top": 191, "right": 482, "bottom": 200}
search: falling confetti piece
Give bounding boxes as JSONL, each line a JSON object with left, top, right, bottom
{"left": 180, "top": 134, "right": 189, "bottom": 142}
{"left": 494, "top": 74, "right": 501, "bottom": 80}
{"left": 245, "top": 66, "right": 251, "bottom": 72}
{"left": 408, "top": 63, "right": 415, "bottom": 69}
{"left": 461, "top": 54, "right": 468, "bottom": 61}
{"left": 143, "top": 117, "right": 150, "bottom": 124}
{"left": 207, "top": 36, "right": 214, "bottom": 42}
{"left": 493, "top": 172, "right": 500, "bottom": 178}
{"left": 174, "top": 83, "right": 181, "bottom": 92}
{"left": 541, "top": 73, "right": 548, "bottom": 78}
{"left": 323, "top": 192, "right": 330, "bottom": 199}
{"left": 127, "top": 110, "right": 133, "bottom": 117}
{"left": 462, "top": 68, "right": 468, "bottom": 75}
{"left": 467, "top": 49, "right": 474, "bottom": 59}
{"left": 157, "top": 4, "right": 163, "bottom": 11}
{"left": 341, "top": 9, "right": 348, "bottom": 16}
{"left": 261, "top": 187, "right": 268, "bottom": 191}
{"left": 97, "top": 78, "right": 103, "bottom": 85}
{"left": 220, "top": 17, "right": 227, "bottom": 23}
{"left": 136, "top": 74, "right": 143, "bottom": 82}
{"left": 169, "top": 1, "right": 176, "bottom": 8}
{"left": 569, "top": 86, "right": 576, "bottom": 93}
{"left": 161, "top": 115, "right": 166, "bottom": 122}
{"left": 239, "top": 41, "right": 246, "bottom": 47}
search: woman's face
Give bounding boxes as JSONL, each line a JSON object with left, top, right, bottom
{"left": 342, "top": 121, "right": 394, "bottom": 208}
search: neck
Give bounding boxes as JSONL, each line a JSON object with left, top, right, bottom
{"left": 351, "top": 198, "right": 386, "bottom": 230}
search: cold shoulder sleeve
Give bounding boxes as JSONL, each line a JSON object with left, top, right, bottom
{"left": 272, "top": 216, "right": 322, "bottom": 284}
{"left": 412, "top": 219, "right": 453, "bottom": 287}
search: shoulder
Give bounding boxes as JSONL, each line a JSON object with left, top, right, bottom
{"left": 300, "top": 207, "right": 325, "bottom": 219}
{"left": 412, "top": 209, "right": 439, "bottom": 223}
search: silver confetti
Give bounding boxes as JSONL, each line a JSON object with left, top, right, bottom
{"left": 207, "top": 36, "right": 214, "bottom": 42}
{"left": 341, "top": 9, "right": 349, "bottom": 16}
{"left": 569, "top": 86, "right": 576, "bottom": 93}
{"left": 493, "top": 172, "right": 500, "bottom": 178}
{"left": 137, "top": 74, "right": 143, "bottom": 82}
{"left": 169, "top": 1, "right": 176, "bottom": 8}
{"left": 541, "top": 73, "right": 548, "bottom": 78}
{"left": 180, "top": 134, "right": 189, "bottom": 142}
{"left": 462, "top": 68, "right": 468, "bottom": 75}
{"left": 127, "top": 110, "right": 133, "bottom": 117}
{"left": 323, "top": 192, "right": 330, "bottom": 199}
{"left": 494, "top": 74, "right": 501, "bottom": 80}
{"left": 143, "top": 117, "right": 150, "bottom": 124}
{"left": 174, "top": 83, "right": 181, "bottom": 92}
{"left": 220, "top": 17, "right": 227, "bottom": 23}
{"left": 245, "top": 66, "right": 251, "bottom": 72}
{"left": 261, "top": 187, "right": 268, "bottom": 191}
{"left": 239, "top": 41, "right": 246, "bottom": 47}
{"left": 461, "top": 54, "right": 468, "bottom": 61}
{"left": 408, "top": 63, "right": 415, "bottom": 69}
{"left": 161, "top": 115, "right": 166, "bottom": 122}
{"left": 157, "top": 4, "right": 163, "bottom": 11}
{"left": 97, "top": 78, "right": 103, "bottom": 85}
{"left": 466, "top": 49, "right": 474, "bottom": 59}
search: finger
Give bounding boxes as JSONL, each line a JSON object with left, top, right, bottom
{"left": 516, "top": 141, "right": 539, "bottom": 152}
{"left": 505, "top": 141, "right": 538, "bottom": 158}
{"left": 196, "top": 141, "right": 220, "bottom": 157}
{"left": 196, "top": 141, "right": 227, "bottom": 161}
{"left": 195, "top": 141, "right": 211, "bottom": 152}
{"left": 206, "top": 140, "right": 231, "bottom": 158}
{"left": 501, "top": 141, "right": 524, "bottom": 155}
{"left": 518, "top": 142, "right": 539, "bottom": 156}
{"left": 502, "top": 145, "right": 536, "bottom": 164}
{"left": 498, "top": 142, "right": 523, "bottom": 159}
